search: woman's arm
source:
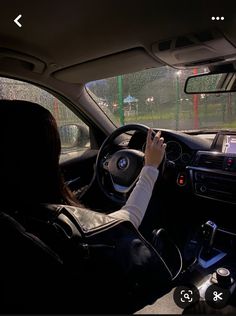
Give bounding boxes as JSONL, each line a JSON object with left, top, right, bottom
{"left": 110, "top": 165, "right": 159, "bottom": 228}
{"left": 110, "top": 129, "right": 166, "bottom": 228}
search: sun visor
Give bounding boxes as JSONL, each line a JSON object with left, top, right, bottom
{"left": 152, "top": 30, "right": 236, "bottom": 69}
{"left": 53, "top": 48, "right": 161, "bottom": 83}
{"left": 0, "top": 48, "right": 46, "bottom": 73}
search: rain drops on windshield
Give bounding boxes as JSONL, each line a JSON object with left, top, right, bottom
{"left": 86, "top": 66, "right": 236, "bottom": 131}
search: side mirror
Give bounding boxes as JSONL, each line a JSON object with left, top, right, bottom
{"left": 59, "top": 124, "right": 89, "bottom": 149}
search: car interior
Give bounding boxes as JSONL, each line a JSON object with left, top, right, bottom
{"left": 1, "top": 0, "right": 236, "bottom": 314}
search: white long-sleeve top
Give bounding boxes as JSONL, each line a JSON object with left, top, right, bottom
{"left": 110, "top": 166, "right": 159, "bottom": 229}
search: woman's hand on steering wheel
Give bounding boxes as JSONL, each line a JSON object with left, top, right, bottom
{"left": 145, "top": 129, "right": 167, "bottom": 168}
{"left": 95, "top": 124, "right": 167, "bottom": 205}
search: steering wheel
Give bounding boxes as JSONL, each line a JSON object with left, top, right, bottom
{"left": 95, "top": 124, "right": 165, "bottom": 205}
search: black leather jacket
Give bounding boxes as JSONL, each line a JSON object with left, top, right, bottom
{"left": 0, "top": 204, "right": 173, "bottom": 314}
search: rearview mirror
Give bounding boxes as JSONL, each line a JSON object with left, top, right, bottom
{"left": 59, "top": 124, "right": 89, "bottom": 148}
{"left": 184, "top": 72, "right": 236, "bottom": 94}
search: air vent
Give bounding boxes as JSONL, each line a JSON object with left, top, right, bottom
{"left": 197, "top": 154, "right": 224, "bottom": 169}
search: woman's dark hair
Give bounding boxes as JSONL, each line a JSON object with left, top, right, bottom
{"left": 0, "top": 99, "right": 79, "bottom": 207}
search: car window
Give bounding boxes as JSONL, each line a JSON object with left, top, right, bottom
{"left": 86, "top": 66, "right": 236, "bottom": 131}
{"left": 0, "top": 77, "right": 90, "bottom": 157}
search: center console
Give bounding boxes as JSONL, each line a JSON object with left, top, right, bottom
{"left": 187, "top": 131, "right": 236, "bottom": 204}
{"left": 181, "top": 219, "right": 236, "bottom": 311}
{"left": 174, "top": 132, "right": 236, "bottom": 311}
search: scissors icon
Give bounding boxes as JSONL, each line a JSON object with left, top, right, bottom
{"left": 213, "top": 291, "right": 223, "bottom": 302}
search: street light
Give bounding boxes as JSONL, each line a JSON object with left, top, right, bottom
{"left": 146, "top": 96, "right": 155, "bottom": 126}
{"left": 146, "top": 96, "right": 154, "bottom": 103}
{"left": 176, "top": 70, "right": 182, "bottom": 77}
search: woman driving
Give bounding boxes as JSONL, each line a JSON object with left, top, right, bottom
{"left": 0, "top": 99, "right": 168, "bottom": 313}
{"left": 0, "top": 99, "right": 166, "bottom": 227}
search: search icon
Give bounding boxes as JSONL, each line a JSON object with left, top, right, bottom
{"left": 174, "top": 286, "right": 200, "bottom": 309}
{"left": 183, "top": 292, "right": 191, "bottom": 301}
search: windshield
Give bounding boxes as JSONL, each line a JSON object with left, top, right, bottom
{"left": 86, "top": 66, "right": 236, "bottom": 131}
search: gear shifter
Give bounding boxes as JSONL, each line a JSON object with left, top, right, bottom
{"left": 198, "top": 220, "right": 226, "bottom": 268}
{"left": 201, "top": 220, "right": 217, "bottom": 259}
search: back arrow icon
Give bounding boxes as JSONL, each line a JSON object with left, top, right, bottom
{"left": 14, "top": 14, "right": 22, "bottom": 28}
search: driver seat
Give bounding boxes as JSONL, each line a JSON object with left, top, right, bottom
{"left": 0, "top": 210, "right": 65, "bottom": 313}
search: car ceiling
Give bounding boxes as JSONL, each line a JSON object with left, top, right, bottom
{"left": 0, "top": 0, "right": 236, "bottom": 84}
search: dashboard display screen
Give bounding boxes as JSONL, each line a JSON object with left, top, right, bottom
{"left": 222, "top": 135, "right": 236, "bottom": 154}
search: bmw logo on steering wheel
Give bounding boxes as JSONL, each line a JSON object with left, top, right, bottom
{"left": 117, "top": 157, "right": 128, "bottom": 169}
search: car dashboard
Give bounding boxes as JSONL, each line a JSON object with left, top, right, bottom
{"left": 129, "top": 129, "right": 236, "bottom": 206}
{"left": 129, "top": 129, "right": 236, "bottom": 312}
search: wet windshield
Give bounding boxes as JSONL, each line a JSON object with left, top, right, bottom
{"left": 86, "top": 66, "right": 236, "bottom": 131}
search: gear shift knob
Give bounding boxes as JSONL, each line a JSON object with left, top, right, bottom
{"left": 201, "top": 220, "right": 217, "bottom": 250}
{"left": 198, "top": 220, "right": 226, "bottom": 268}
